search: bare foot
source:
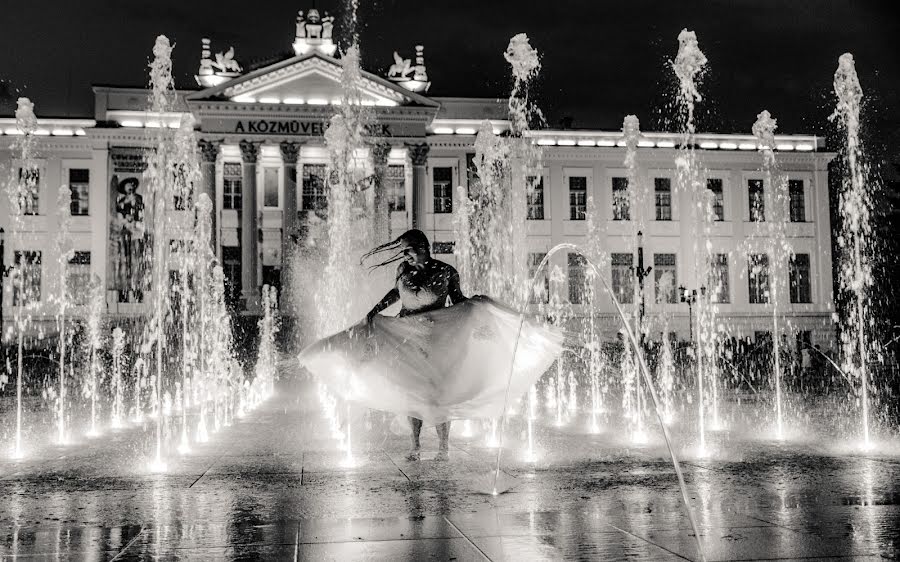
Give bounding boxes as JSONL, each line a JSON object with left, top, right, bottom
{"left": 435, "top": 450, "right": 450, "bottom": 462}
{"left": 405, "top": 449, "right": 421, "bottom": 462}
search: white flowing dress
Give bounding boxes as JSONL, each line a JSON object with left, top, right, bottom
{"left": 297, "top": 295, "right": 564, "bottom": 425}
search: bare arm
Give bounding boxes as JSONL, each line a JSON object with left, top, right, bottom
{"left": 367, "top": 288, "right": 399, "bottom": 320}
{"left": 447, "top": 266, "right": 468, "bottom": 305}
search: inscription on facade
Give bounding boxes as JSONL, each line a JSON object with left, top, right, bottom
{"left": 233, "top": 119, "right": 391, "bottom": 136}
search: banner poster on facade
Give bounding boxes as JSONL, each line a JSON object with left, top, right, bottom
{"left": 107, "top": 147, "right": 149, "bottom": 303}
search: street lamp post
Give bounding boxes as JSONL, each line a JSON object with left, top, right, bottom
{"left": 633, "top": 230, "right": 652, "bottom": 349}
{"left": 679, "top": 284, "right": 697, "bottom": 342}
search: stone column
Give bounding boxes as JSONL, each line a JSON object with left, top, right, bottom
{"left": 406, "top": 143, "right": 430, "bottom": 230}
{"left": 371, "top": 142, "right": 391, "bottom": 243}
{"left": 239, "top": 140, "right": 261, "bottom": 313}
{"left": 198, "top": 139, "right": 220, "bottom": 248}
{"left": 279, "top": 140, "right": 302, "bottom": 317}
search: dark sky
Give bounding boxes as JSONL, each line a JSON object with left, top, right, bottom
{"left": 2, "top": 0, "right": 898, "bottom": 138}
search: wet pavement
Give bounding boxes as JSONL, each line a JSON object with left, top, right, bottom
{"left": 1, "top": 373, "right": 899, "bottom": 561}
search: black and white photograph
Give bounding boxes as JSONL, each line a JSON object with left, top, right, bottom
{"left": 1, "top": 1, "right": 899, "bottom": 560}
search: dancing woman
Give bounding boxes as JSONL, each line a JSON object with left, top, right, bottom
{"left": 363, "top": 230, "right": 465, "bottom": 461}
{"left": 299, "top": 230, "right": 563, "bottom": 463}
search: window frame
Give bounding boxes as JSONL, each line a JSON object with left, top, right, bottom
{"left": 431, "top": 165, "right": 454, "bottom": 214}
{"left": 748, "top": 253, "right": 770, "bottom": 304}
{"left": 706, "top": 176, "right": 725, "bottom": 222}
{"left": 654, "top": 177, "right": 673, "bottom": 221}
{"left": 222, "top": 161, "right": 243, "bottom": 211}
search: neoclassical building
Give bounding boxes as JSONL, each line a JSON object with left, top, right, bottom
{"left": 0, "top": 8, "right": 836, "bottom": 347}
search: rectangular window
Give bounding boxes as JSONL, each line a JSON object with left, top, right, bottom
{"left": 13, "top": 251, "right": 41, "bottom": 305}
{"left": 302, "top": 163, "right": 328, "bottom": 218}
{"left": 432, "top": 167, "right": 453, "bottom": 214}
{"left": 755, "top": 331, "right": 771, "bottom": 345}
{"left": 172, "top": 164, "right": 193, "bottom": 211}
{"left": 707, "top": 178, "right": 724, "bottom": 221}
{"left": 611, "top": 252, "right": 634, "bottom": 304}
{"left": 654, "top": 253, "right": 677, "bottom": 304}
{"left": 528, "top": 252, "right": 549, "bottom": 304}
{"left": 748, "top": 179, "right": 765, "bottom": 222}
{"left": 527, "top": 175, "right": 545, "bottom": 220}
{"left": 569, "top": 176, "right": 587, "bottom": 220}
{"left": 67, "top": 251, "right": 92, "bottom": 306}
{"left": 386, "top": 164, "right": 406, "bottom": 212}
{"left": 69, "top": 169, "right": 90, "bottom": 216}
{"left": 263, "top": 167, "right": 279, "bottom": 207}
{"left": 789, "top": 253, "right": 811, "bottom": 303}
{"left": 567, "top": 253, "right": 587, "bottom": 304}
{"left": 654, "top": 178, "right": 672, "bottom": 221}
{"left": 612, "top": 177, "right": 630, "bottom": 221}
{"left": 748, "top": 253, "right": 770, "bottom": 304}
{"left": 789, "top": 179, "right": 805, "bottom": 222}
{"left": 222, "top": 162, "right": 242, "bottom": 210}
{"left": 18, "top": 167, "right": 40, "bottom": 215}
{"left": 222, "top": 246, "right": 242, "bottom": 310}
{"left": 432, "top": 241, "right": 455, "bottom": 254}
{"left": 708, "top": 253, "right": 730, "bottom": 303}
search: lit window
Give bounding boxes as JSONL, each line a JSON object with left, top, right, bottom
{"left": 527, "top": 176, "right": 545, "bottom": 220}
{"left": 654, "top": 253, "right": 677, "bottom": 304}
{"left": 707, "top": 178, "right": 724, "bottom": 221}
{"left": 433, "top": 167, "right": 453, "bottom": 213}
{"left": 67, "top": 251, "right": 92, "bottom": 306}
{"left": 222, "top": 247, "right": 242, "bottom": 310}
{"left": 569, "top": 176, "right": 587, "bottom": 220}
{"left": 69, "top": 169, "right": 90, "bottom": 216}
{"left": 748, "top": 179, "right": 765, "bottom": 222}
{"left": 789, "top": 253, "right": 811, "bottom": 303}
{"left": 386, "top": 165, "right": 405, "bottom": 212}
{"left": 223, "top": 163, "right": 242, "bottom": 210}
{"left": 13, "top": 251, "right": 41, "bottom": 305}
{"left": 567, "top": 253, "right": 587, "bottom": 304}
{"left": 18, "top": 167, "right": 40, "bottom": 215}
{"left": 263, "top": 167, "right": 279, "bottom": 208}
{"left": 789, "top": 179, "right": 805, "bottom": 222}
{"left": 611, "top": 253, "right": 633, "bottom": 304}
{"left": 654, "top": 178, "right": 672, "bottom": 221}
{"left": 302, "top": 164, "right": 328, "bottom": 218}
{"left": 708, "top": 253, "right": 729, "bottom": 303}
{"left": 748, "top": 253, "right": 770, "bottom": 304}
{"left": 612, "top": 177, "right": 629, "bottom": 221}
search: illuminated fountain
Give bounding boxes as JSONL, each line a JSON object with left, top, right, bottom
{"left": 84, "top": 276, "right": 104, "bottom": 437}
{"left": 4, "top": 97, "right": 41, "bottom": 459}
{"left": 50, "top": 182, "right": 75, "bottom": 445}
{"left": 671, "top": 29, "right": 713, "bottom": 454}
{"left": 831, "top": 53, "right": 878, "bottom": 450}
{"left": 750, "top": 109, "right": 794, "bottom": 440}
{"left": 110, "top": 327, "right": 126, "bottom": 428}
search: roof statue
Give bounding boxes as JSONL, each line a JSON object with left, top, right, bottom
{"left": 388, "top": 45, "right": 430, "bottom": 93}
{"left": 196, "top": 38, "right": 242, "bottom": 87}
{"left": 293, "top": 8, "right": 337, "bottom": 56}
{"left": 388, "top": 52, "right": 414, "bottom": 80}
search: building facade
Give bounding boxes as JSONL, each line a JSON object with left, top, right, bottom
{"left": 0, "top": 9, "right": 836, "bottom": 347}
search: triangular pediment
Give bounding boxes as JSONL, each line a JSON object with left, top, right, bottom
{"left": 186, "top": 52, "right": 438, "bottom": 108}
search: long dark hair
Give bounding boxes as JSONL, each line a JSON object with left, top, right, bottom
{"left": 360, "top": 229, "right": 430, "bottom": 271}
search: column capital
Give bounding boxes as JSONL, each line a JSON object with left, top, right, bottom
{"left": 279, "top": 140, "right": 304, "bottom": 165}
{"left": 198, "top": 139, "right": 222, "bottom": 163}
{"left": 239, "top": 140, "right": 262, "bottom": 164}
{"left": 405, "top": 142, "right": 430, "bottom": 166}
{"left": 371, "top": 142, "right": 392, "bottom": 166}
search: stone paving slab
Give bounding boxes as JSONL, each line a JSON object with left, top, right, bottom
{"left": 2, "top": 376, "right": 900, "bottom": 560}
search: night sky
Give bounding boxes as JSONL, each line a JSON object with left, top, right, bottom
{"left": 1, "top": 0, "right": 898, "bottom": 139}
